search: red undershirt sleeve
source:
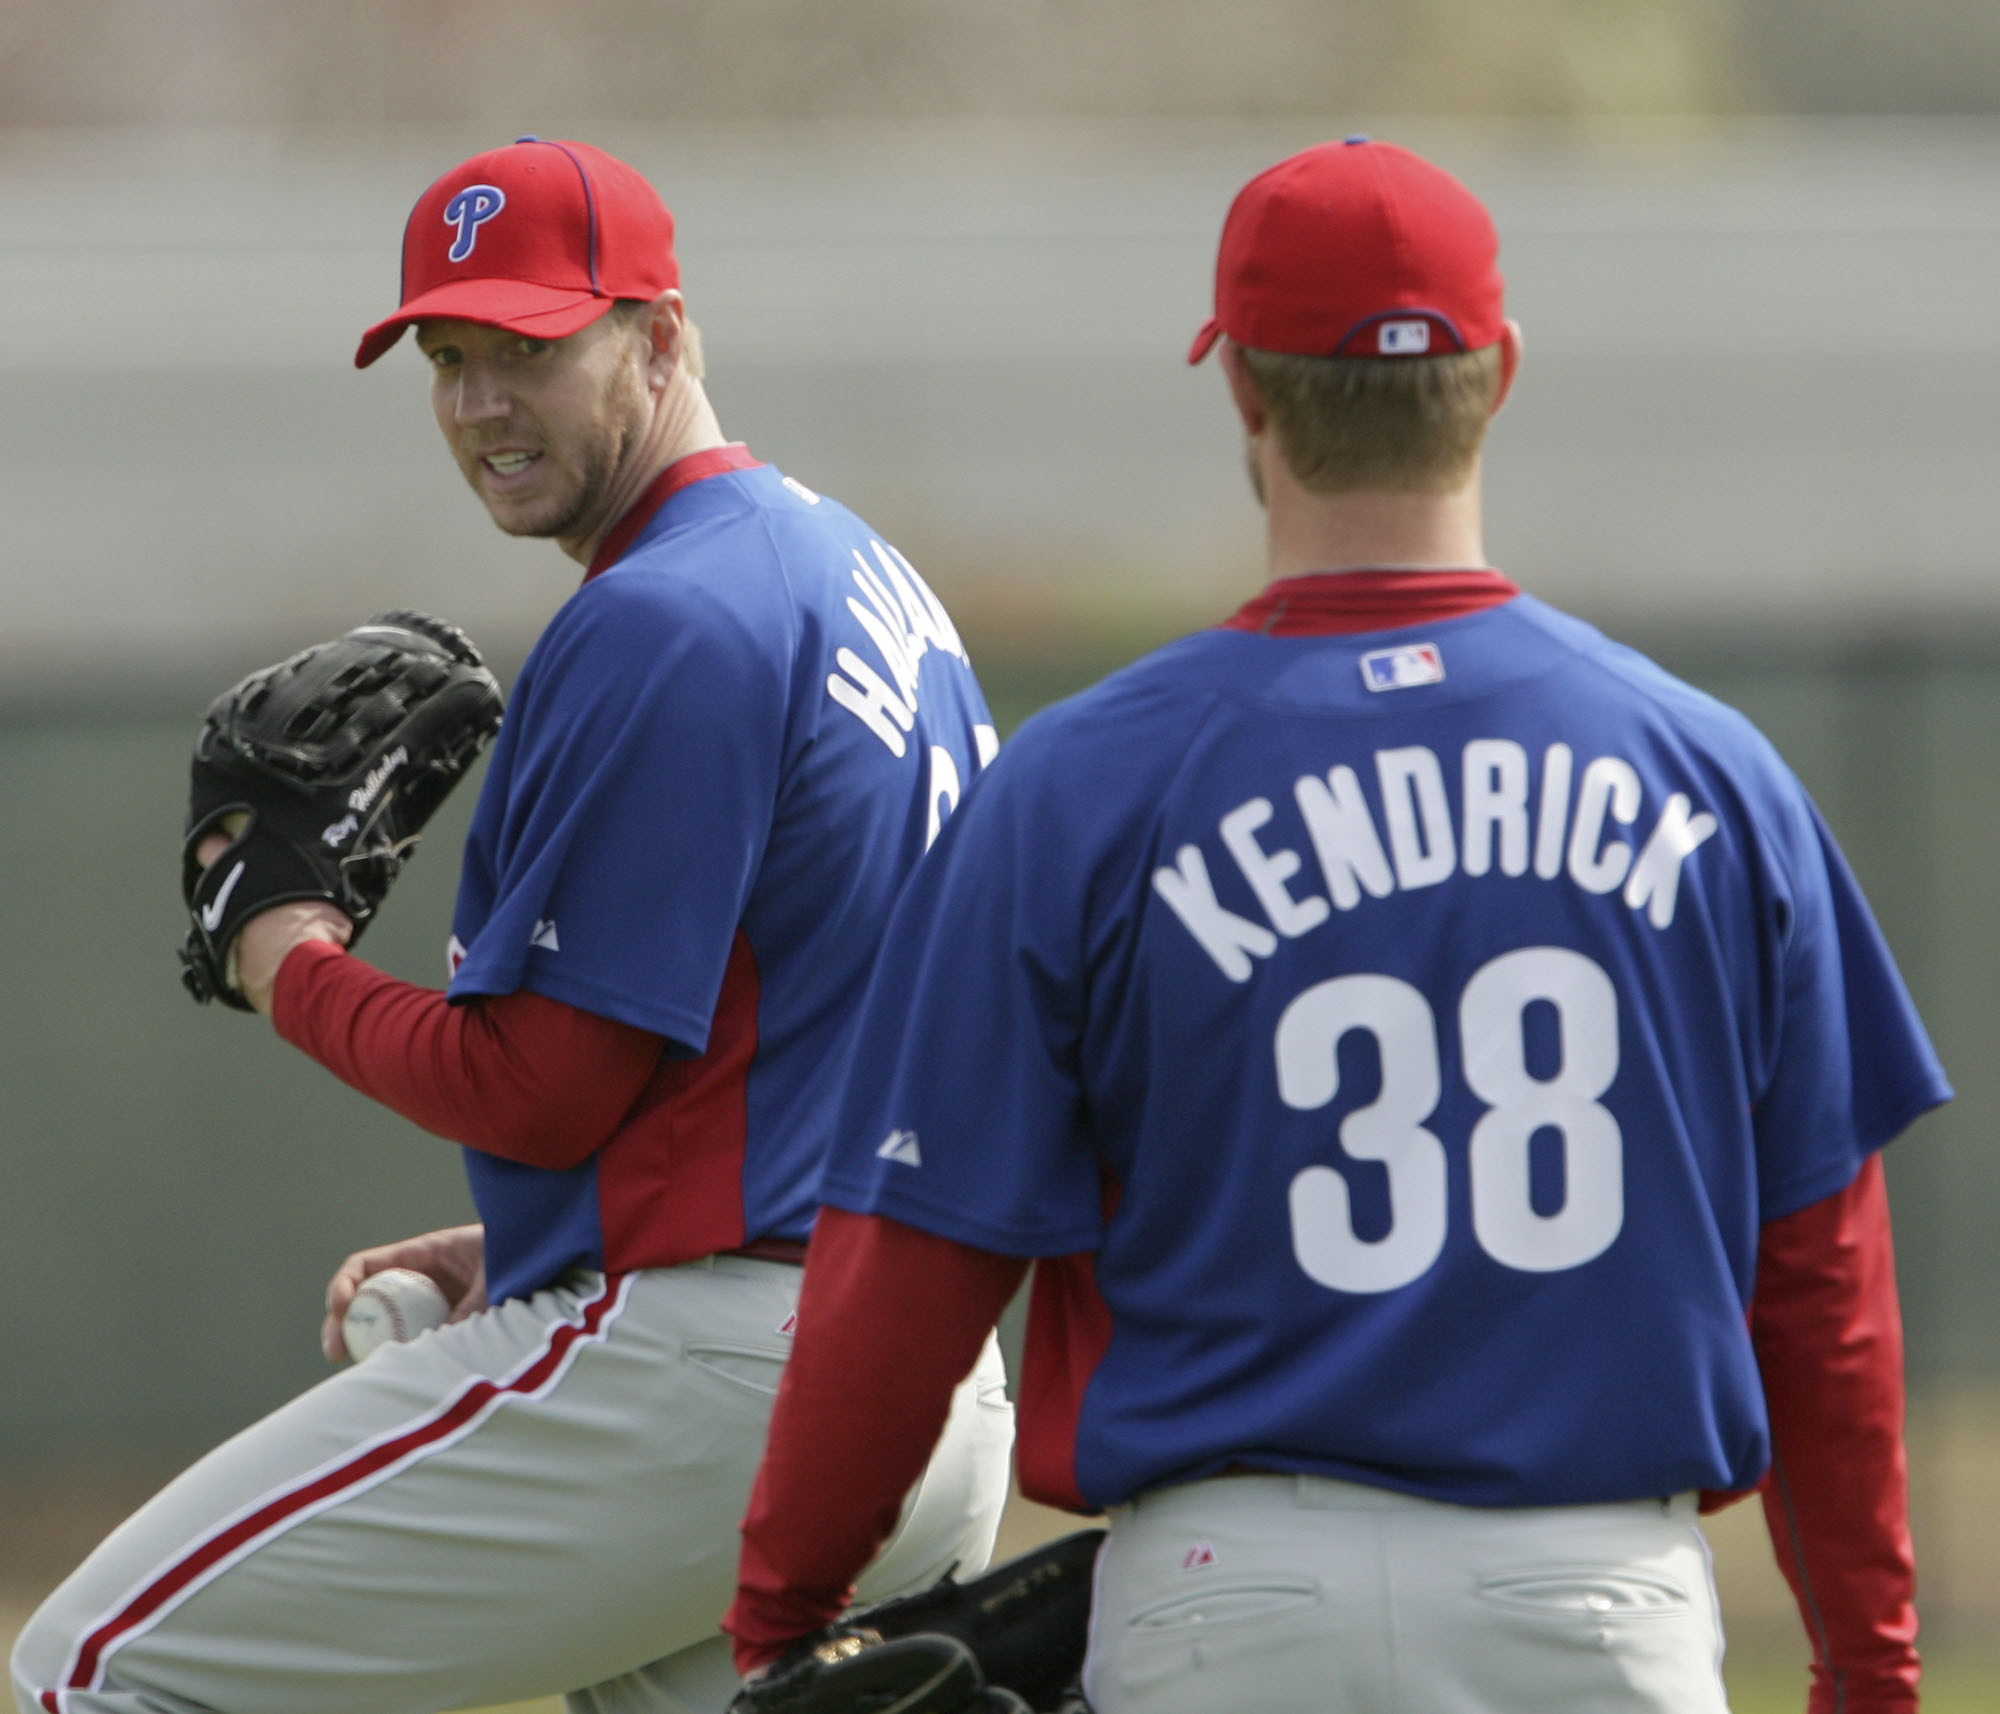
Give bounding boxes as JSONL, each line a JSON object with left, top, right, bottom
{"left": 1748, "top": 1155, "right": 1920, "bottom": 1714}
{"left": 271, "top": 938, "right": 664, "bottom": 1169}
{"left": 727, "top": 1209, "right": 1029, "bottom": 1674}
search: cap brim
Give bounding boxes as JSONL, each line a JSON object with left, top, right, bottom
{"left": 354, "top": 280, "right": 617, "bottom": 369}
{"left": 1186, "top": 318, "right": 1223, "bottom": 365}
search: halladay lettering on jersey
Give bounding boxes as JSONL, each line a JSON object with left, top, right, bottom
{"left": 825, "top": 538, "right": 976, "bottom": 761}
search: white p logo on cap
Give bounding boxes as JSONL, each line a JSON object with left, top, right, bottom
{"left": 443, "top": 185, "right": 507, "bottom": 263}
{"left": 1379, "top": 319, "right": 1433, "bottom": 355}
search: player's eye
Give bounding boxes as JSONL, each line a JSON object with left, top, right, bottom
{"left": 423, "top": 345, "right": 462, "bottom": 370}
{"left": 510, "top": 337, "right": 552, "bottom": 360}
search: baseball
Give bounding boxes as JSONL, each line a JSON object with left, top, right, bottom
{"left": 341, "top": 1267, "right": 451, "bottom": 1362}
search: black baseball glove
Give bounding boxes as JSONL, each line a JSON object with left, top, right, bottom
{"left": 179, "top": 611, "right": 505, "bottom": 1010}
{"left": 732, "top": 1529, "right": 1104, "bottom": 1714}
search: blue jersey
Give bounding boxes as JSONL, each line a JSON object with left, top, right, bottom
{"left": 819, "top": 583, "right": 1947, "bottom": 1511}
{"left": 447, "top": 452, "right": 995, "bottom": 1303}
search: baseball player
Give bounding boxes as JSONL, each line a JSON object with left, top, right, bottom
{"left": 11, "top": 138, "right": 1013, "bottom": 1714}
{"left": 725, "top": 140, "right": 1941, "bottom": 1713}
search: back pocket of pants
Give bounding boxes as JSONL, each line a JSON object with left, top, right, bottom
{"left": 1477, "top": 1566, "right": 1691, "bottom": 1618}
{"left": 1107, "top": 1576, "right": 1324, "bottom": 1708}
{"left": 682, "top": 1341, "right": 788, "bottom": 1399}
{"left": 1126, "top": 1574, "right": 1322, "bottom": 1634}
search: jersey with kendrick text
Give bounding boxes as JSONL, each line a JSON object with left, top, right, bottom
{"left": 449, "top": 456, "right": 995, "bottom": 1303}
{"left": 819, "top": 591, "right": 1947, "bottom": 1511}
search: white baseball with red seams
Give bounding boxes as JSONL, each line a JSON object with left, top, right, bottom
{"left": 341, "top": 1268, "right": 451, "bottom": 1362}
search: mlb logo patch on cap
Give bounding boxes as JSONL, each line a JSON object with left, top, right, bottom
{"left": 1361, "top": 643, "right": 1444, "bottom": 691}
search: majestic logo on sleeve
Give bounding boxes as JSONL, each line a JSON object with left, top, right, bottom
{"left": 876, "top": 1128, "right": 923, "bottom": 1167}
{"left": 1153, "top": 738, "right": 1719, "bottom": 981}
{"left": 443, "top": 186, "right": 507, "bottom": 262}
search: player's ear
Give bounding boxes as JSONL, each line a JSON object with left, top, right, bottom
{"left": 1218, "top": 339, "right": 1268, "bottom": 436}
{"left": 642, "top": 291, "right": 687, "bottom": 385}
{"left": 1490, "top": 320, "right": 1522, "bottom": 416}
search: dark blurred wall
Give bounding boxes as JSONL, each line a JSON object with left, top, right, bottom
{"left": 1, "top": 632, "right": 1995, "bottom": 1460}
{"left": 6, "top": 630, "right": 1999, "bottom": 1643}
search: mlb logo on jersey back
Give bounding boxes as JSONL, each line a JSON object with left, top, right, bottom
{"left": 1360, "top": 643, "right": 1444, "bottom": 691}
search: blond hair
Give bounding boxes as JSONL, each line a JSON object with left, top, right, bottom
{"left": 1238, "top": 344, "right": 1503, "bottom": 493}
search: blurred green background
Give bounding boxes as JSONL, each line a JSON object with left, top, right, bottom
{"left": 4, "top": 3, "right": 1999, "bottom": 1708}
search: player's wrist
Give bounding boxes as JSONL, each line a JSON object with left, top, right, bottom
{"left": 732, "top": 1639, "right": 788, "bottom": 1679}
{"left": 258, "top": 917, "right": 351, "bottom": 1021}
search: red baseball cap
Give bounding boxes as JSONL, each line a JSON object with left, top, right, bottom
{"left": 354, "top": 137, "right": 679, "bottom": 369}
{"left": 1188, "top": 137, "right": 1504, "bottom": 364}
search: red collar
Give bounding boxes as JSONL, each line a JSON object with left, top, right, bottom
{"left": 1220, "top": 568, "right": 1519, "bottom": 637}
{"left": 585, "top": 443, "right": 763, "bottom": 580}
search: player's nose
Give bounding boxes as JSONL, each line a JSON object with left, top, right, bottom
{"left": 448, "top": 355, "right": 512, "bottom": 425}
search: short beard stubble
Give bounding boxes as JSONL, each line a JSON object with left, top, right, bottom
{"left": 501, "top": 414, "right": 633, "bottom": 543}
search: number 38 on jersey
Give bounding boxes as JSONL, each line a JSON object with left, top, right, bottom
{"left": 1278, "top": 946, "right": 1622, "bottom": 1294}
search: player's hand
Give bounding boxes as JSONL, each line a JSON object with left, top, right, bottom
{"left": 192, "top": 831, "right": 352, "bottom": 1015}
{"left": 321, "top": 1224, "right": 488, "bottom": 1363}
